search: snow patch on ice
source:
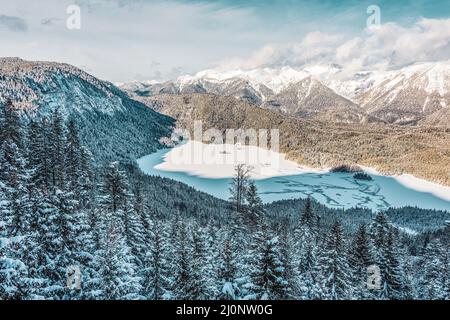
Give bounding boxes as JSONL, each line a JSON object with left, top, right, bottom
{"left": 148, "top": 141, "right": 327, "bottom": 180}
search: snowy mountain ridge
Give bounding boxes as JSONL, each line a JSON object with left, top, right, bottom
{"left": 0, "top": 57, "right": 127, "bottom": 117}
{"left": 122, "top": 61, "right": 450, "bottom": 125}
{"left": 0, "top": 57, "right": 174, "bottom": 163}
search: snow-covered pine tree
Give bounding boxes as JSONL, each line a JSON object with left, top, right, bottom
{"left": 28, "top": 119, "right": 51, "bottom": 188}
{"left": 142, "top": 219, "right": 171, "bottom": 300}
{"left": 379, "top": 228, "right": 410, "bottom": 300}
{"left": 122, "top": 195, "right": 146, "bottom": 268}
{"left": 0, "top": 100, "right": 22, "bottom": 149}
{"left": 293, "top": 197, "right": 321, "bottom": 299}
{"left": 248, "top": 220, "right": 289, "bottom": 300}
{"left": 94, "top": 162, "right": 142, "bottom": 299}
{"left": 417, "top": 239, "right": 448, "bottom": 299}
{"left": 369, "top": 212, "right": 390, "bottom": 262}
{"left": 64, "top": 119, "right": 82, "bottom": 190}
{"left": 348, "top": 223, "right": 374, "bottom": 299}
{"left": 187, "top": 226, "right": 218, "bottom": 299}
{"left": 95, "top": 216, "right": 142, "bottom": 300}
{"left": 278, "top": 227, "right": 298, "bottom": 299}
{"left": 0, "top": 143, "right": 28, "bottom": 236}
{"left": 172, "top": 220, "right": 192, "bottom": 300}
{"left": 317, "top": 220, "right": 351, "bottom": 300}
{"left": 369, "top": 213, "right": 411, "bottom": 300}
{"left": 245, "top": 181, "right": 265, "bottom": 231}
{"left": 0, "top": 181, "right": 30, "bottom": 300}
{"left": 217, "top": 236, "right": 240, "bottom": 300}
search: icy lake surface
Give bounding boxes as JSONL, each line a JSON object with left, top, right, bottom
{"left": 138, "top": 141, "right": 450, "bottom": 211}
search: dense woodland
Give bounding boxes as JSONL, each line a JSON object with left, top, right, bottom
{"left": 0, "top": 100, "right": 449, "bottom": 300}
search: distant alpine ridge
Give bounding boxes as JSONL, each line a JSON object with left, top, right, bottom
{"left": 121, "top": 62, "right": 450, "bottom": 126}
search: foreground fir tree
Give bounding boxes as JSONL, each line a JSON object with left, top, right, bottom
{"left": 188, "top": 227, "right": 218, "bottom": 299}
{"left": 417, "top": 238, "right": 448, "bottom": 299}
{"left": 172, "top": 220, "right": 193, "bottom": 299}
{"left": 293, "top": 197, "right": 321, "bottom": 299}
{"left": 317, "top": 220, "right": 351, "bottom": 300}
{"left": 218, "top": 237, "right": 240, "bottom": 300}
{"left": 349, "top": 223, "right": 374, "bottom": 298}
{"left": 143, "top": 219, "right": 172, "bottom": 300}
{"left": 247, "top": 219, "right": 290, "bottom": 300}
{"left": 95, "top": 218, "right": 142, "bottom": 300}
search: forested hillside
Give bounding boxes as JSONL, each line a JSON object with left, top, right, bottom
{"left": 0, "top": 58, "right": 175, "bottom": 163}
{"left": 1, "top": 101, "right": 448, "bottom": 300}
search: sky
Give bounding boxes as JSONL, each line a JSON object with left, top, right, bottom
{"left": 1, "top": 0, "right": 450, "bottom": 82}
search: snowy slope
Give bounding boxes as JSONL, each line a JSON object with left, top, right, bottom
{"left": 331, "top": 62, "right": 450, "bottom": 124}
{"left": 0, "top": 57, "right": 174, "bottom": 162}
{"left": 121, "top": 61, "right": 450, "bottom": 126}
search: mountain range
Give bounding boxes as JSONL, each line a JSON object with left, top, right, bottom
{"left": 1, "top": 57, "right": 449, "bottom": 186}
{"left": 121, "top": 62, "right": 450, "bottom": 126}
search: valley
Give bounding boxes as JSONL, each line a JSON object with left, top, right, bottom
{"left": 137, "top": 141, "right": 450, "bottom": 211}
{"left": 132, "top": 92, "right": 450, "bottom": 187}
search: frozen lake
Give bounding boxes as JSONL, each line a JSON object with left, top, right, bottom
{"left": 138, "top": 141, "right": 450, "bottom": 212}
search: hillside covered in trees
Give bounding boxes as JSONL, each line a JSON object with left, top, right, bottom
{"left": 0, "top": 101, "right": 448, "bottom": 300}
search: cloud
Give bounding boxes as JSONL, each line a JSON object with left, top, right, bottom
{"left": 41, "top": 17, "right": 63, "bottom": 26}
{"left": 0, "top": 15, "right": 28, "bottom": 32}
{"left": 217, "top": 18, "right": 450, "bottom": 76}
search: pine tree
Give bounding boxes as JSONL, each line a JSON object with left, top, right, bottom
{"left": 418, "top": 239, "right": 447, "bottom": 299}
{"left": 293, "top": 197, "right": 321, "bottom": 299}
{"left": 248, "top": 221, "right": 289, "bottom": 300}
{"left": 64, "top": 119, "right": 82, "bottom": 190}
{"left": 0, "top": 139, "right": 31, "bottom": 237}
{"left": 0, "top": 100, "right": 22, "bottom": 149}
{"left": 379, "top": 228, "right": 409, "bottom": 300}
{"left": 0, "top": 185, "right": 30, "bottom": 300}
{"left": 349, "top": 224, "right": 374, "bottom": 299}
{"left": 95, "top": 217, "right": 142, "bottom": 300}
{"left": 245, "top": 181, "right": 265, "bottom": 231}
{"left": 172, "top": 220, "right": 192, "bottom": 299}
{"left": 98, "top": 162, "right": 129, "bottom": 216}
{"left": 0, "top": 233, "right": 29, "bottom": 299}
{"left": 122, "top": 196, "right": 146, "bottom": 268}
{"left": 278, "top": 227, "right": 297, "bottom": 299}
{"left": 370, "top": 212, "right": 390, "bottom": 262}
{"left": 317, "top": 220, "right": 351, "bottom": 300}
{"left": 143, "top": 219, "right": 171, "bottom": 300}
{"left": 187, "top": 227, "right": 217, "bottom": 299}
{"left": 94, "top": 162, "right": 142, "bottom": 299}
{"left": 217, "top": 237, "right": 239, "bottom": 300}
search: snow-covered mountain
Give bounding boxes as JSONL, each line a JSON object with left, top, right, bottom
{"left": 352, "top": 62, "right": 450, "bottom": 125}
{"left": 121, "top": 65, "right": 376, "bottom": 124}
{"left": 260, "top": 76, "right": 379, "bottom": 124}
{"left": 121, "top": 61, "right": 450, "bottom": 126}
{"left": 0, "top": 57, "right": 174, "bottom": 162}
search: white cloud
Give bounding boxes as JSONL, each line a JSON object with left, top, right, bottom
{"left": 217, "top": 18, "right": 450, "bottom": 76}
{"left": 1, "top": 0, "right": 450, "bottom": 82}
{"left": 0, "top": 0, "right": 263, "bottom": 82}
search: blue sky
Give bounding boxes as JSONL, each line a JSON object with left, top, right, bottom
{"left": 1, "top": 0, "right": 450, "bottom": 81}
